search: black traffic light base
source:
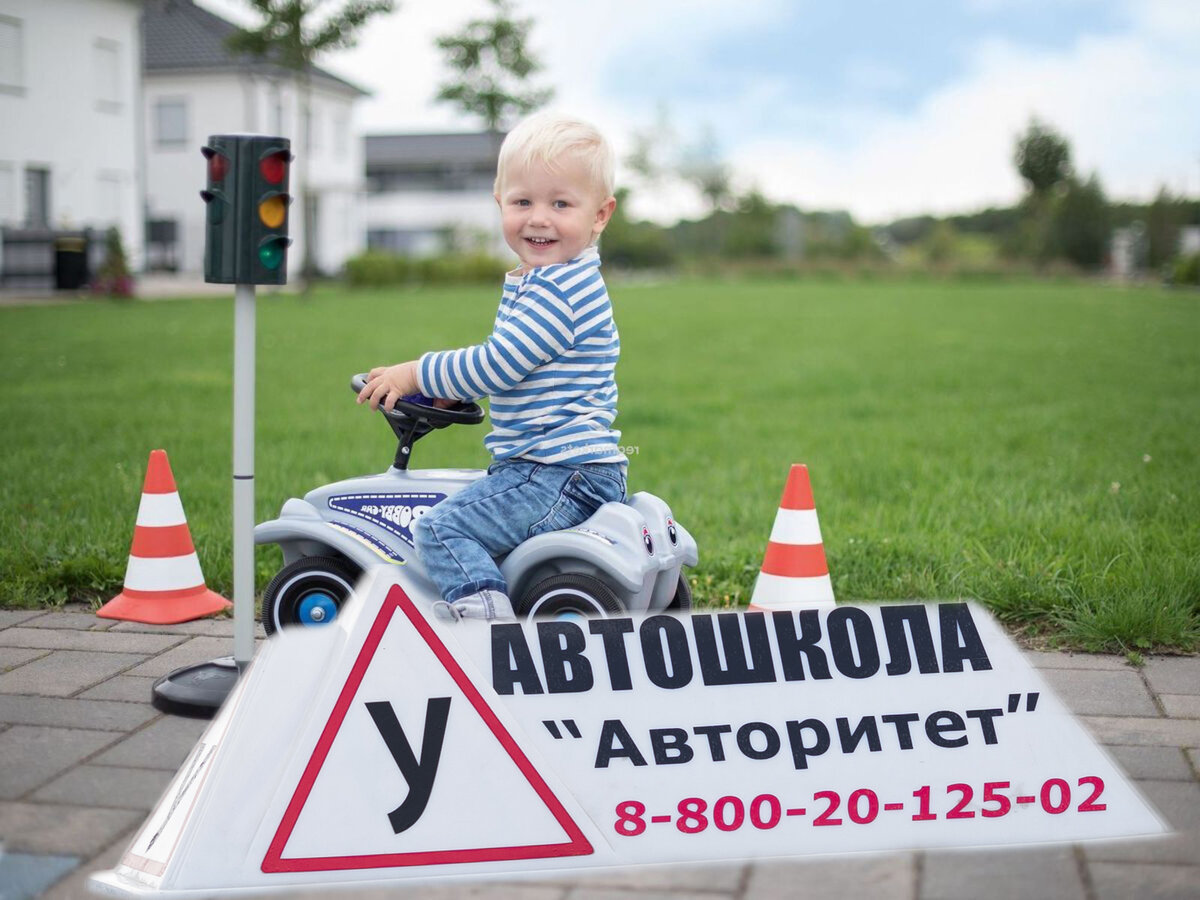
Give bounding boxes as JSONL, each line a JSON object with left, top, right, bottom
{"left": 151, "top": 656, "right": 241, "bottom": 719}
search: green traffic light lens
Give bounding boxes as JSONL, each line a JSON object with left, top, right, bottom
{"left": 259, "top": 240, "right": 284, "bottom": 270}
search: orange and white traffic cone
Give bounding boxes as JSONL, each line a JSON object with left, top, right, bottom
{"left": 748, "top": 464, "right": 836, "bottom": 611}
{"left": 98, "top": 450, "right": 231, "bottom": 624}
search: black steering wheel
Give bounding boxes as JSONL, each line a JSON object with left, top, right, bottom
{"left": 350, "top": 374, "right": 485, "bottom": 428}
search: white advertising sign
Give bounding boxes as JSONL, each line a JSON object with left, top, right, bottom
{"left": 91, "top": 569, "right": 1166, "bottom": 897}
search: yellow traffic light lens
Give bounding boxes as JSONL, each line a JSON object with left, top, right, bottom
{"left": 259, "top": 195, "right": 286, "bottom": 228}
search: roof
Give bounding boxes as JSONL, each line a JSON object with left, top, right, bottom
{"left": 142, "top": 0, "right": 368, "bottom": 96}
{"left": 365, "top": 133, "right": 503, "bottom": 168}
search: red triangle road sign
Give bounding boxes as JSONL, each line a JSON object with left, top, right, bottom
{"left": 262, "top": 584, "right": 593, "bottom": 873}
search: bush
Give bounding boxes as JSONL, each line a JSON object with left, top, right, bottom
{"left": 92, "top": 227, "right": 134, "bottom": 297}
{"left": 601, "top": 188, "right": 677, "bottom": 269}
{"left": 344, "top": 251, "right": 508, "bottom": 287}
{"left": 603, "top": 222, "right": 676, "bottom": 269}
{"left": 343, "top": 251, "right": 405, "bottom": 287}
{"left": 1170, "top": 252, "right": 1200, "bottom": 286}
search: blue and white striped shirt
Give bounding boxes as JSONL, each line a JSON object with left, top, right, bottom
{"left": 416, "top": 247, "right": 624, "bottom": 466}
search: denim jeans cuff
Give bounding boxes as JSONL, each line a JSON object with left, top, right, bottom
{"left": 445, "top": 578, "right": 509, "bottom": 604}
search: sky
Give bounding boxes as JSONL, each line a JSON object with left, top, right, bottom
{"left": 196, "top": 0, "right": 1200, "bottom": 225}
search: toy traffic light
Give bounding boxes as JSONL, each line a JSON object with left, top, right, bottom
{"left": 200, "top": 135, "right": 292, "bottom": 285}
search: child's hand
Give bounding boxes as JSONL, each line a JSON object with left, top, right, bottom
{"left": 358, "top": 361, "right": 419, "bottom": 411}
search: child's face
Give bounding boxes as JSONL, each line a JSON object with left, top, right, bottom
{"left": 496, "top": 155, "right": 616, "bottom": 271}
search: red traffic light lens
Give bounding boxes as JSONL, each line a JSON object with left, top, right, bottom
{"left": 207, "top": 154, "right": 229, "bottom": 182}
{"left": 260, "top": 153, "right": 287, "bottom": 184}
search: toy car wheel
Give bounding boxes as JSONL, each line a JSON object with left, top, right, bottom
{"left": 262, "top": 556, "right": 360, "bottom": 635}
{"left": 516, "top": 573, "right": 624, "bottom": 620}
{"left": 667, "top": 573, "right": 693, "bottom": 611}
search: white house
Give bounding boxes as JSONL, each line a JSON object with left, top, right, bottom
{"left": 1180, "top": 225, "right": 1200, "bottom": 257}
{"left": 0, "top": 0, "right": 144, "bottom": 278}
{"left": 364, "top": 132, "right": 506, "bottom": 258}
{"left": 142, "top": 0, "right": 368, "bottom": 276}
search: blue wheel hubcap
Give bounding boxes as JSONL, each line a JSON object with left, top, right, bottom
{"left": 298, "top": 592, "right": 338, "bottom": 626}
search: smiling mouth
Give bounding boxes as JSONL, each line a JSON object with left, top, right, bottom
{"left": 524, "top": 237, "right": 557, "bottom": 247}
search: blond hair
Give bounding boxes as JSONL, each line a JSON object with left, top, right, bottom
{"left": 494, "top": 112, "right": 615, "bottom": 199}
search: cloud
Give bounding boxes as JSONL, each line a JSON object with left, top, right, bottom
{"left": 729, "top": 11, "right": 1200, "bottom": 222}
{"left": 196, "top": 0, "right": 1200, "bottom": 224}
{"left": 334, "top": 0, "right": 794, "bottom": 135}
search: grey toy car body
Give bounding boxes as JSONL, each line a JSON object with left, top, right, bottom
{"left": 253, "top": 376, "right": 698, "bottom": 632}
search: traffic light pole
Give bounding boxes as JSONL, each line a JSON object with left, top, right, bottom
{"left": 232, "top": 282, "right": 256, "bottom": 670}
{"left": 152, "top": 134, "right": 290, "bottom": 718}
{"left": 150, "top": 282, "right": 258, "bottom": 716}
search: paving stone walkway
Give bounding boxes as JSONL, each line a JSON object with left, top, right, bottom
{"left": 0, "top": 606, "right": 1196, "bottom": 900}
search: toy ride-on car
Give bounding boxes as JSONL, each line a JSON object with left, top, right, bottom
{"left": 254, "top": 375, "right": 698, "bottom": 633}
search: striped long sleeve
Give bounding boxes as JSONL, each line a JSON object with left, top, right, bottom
{"left": 416, "top": 247, "right": 624, "bottom": 465}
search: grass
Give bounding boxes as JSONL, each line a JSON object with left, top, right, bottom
{"left": 1, "top": 277, "right": 1197, "bottom": 651}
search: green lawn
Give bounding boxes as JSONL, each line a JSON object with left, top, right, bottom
{"left": 2, "top": 277, "right": 1197, "bottom": 651}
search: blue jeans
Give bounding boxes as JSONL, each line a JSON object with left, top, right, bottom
{"left": 413, "top": 459, "right": 627, "bottom": 603}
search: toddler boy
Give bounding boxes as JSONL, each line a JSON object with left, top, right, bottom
{"left": 357, "top": 112, "right": 626, "bottom": 620}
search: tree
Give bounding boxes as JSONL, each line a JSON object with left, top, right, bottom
{"left": 434, "top": 0, "right": 552, "bottom": 137}
{"left": 722, "top": 190, "right": 778, "bottom": 257}
{"left": 1146, "top": 187, "right": 1187, "bottom": 271}
{"left": 599, "top": 188, "right": 676, "bottom": 270}
{"left": 678, "top": 126, "right": 733, "bottom": 213}
{"left": 1012, "top": 118, "right": 1074, "bottom": 265}
{"left": 923, "top": 220, "right": 959, "bottom": 266}
{"left": 1051, "top": 174, "right": 1111, "bottom": 270}
{"left": 1014, "top": 118, "right": 1072, "bottom": 199}
{"left": 228, "top": 0, "right": 394, "bottom": 288}
{"left": 624, "top": 103, "right": 677, "bottom": 190}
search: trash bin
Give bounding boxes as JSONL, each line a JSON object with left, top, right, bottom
{"left": 54, "top": 235, "right": 90, "bottom": 290}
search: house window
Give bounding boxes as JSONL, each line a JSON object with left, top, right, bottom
{"left": 0, "top": 163, "right": 16, "bottom": 222}
{"left": 155, "top": 98, "right": 188, "bottom": 148}
{"left": 94, "top": 39, "right": 121, "bottom": 111}
{"left": 24, "top": 166, "right": 50, "bottom": 228}
{"left": 0, "top": 16, "right": 22, "bottom": 92}
{"left": 146, "top": 218, "right": 180, "bottom": 272}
